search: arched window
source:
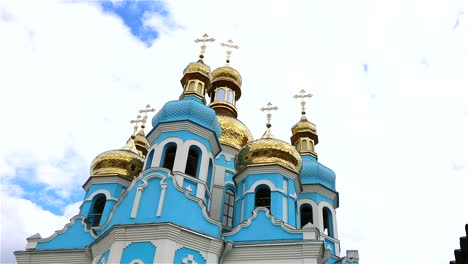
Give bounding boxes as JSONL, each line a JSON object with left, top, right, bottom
{"left": 206, "top": 159, "right": 213, "bottom": 190}
{"left": 301, "top": 140, "right": 307, "bottom": 151}
{"left": 88, "top": 194, "right": 106, "bottom": 227}
{"left": 222, "top": 189, "right": 235, "bottom": 228}
{"left": 197, "top": 82, "right": 203, "bottom": 94}
{"left": 226, "top": 89, "right": 234, "bottom": 103}
{"left": 185, "top": 146, "right": 200, "bottom": 177}
{"left": 255, "top": 185, "right": 271, "bottom": 210}
{"left": 323, "top": 207, "right": 334, "bottom": 237}
{"left": 215, "top": 88, "right": 225, "bottom": 102}
{"left": 300, "top": 204, "right": 313, "bottom": 228}
{"left": 188, "top": 81, "right": 195, "bottom": 91}
{"left": 144, "top": 149, "right": 155, "bottom": 170}
{"left": 162, "top": 144, "right": 177, "bottom": 171}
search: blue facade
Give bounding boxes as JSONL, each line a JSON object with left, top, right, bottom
{"left": 17, "top": 57, "right": 359, "bottom": 264}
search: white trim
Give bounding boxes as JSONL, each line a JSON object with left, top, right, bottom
{"left": 85, "top": 190, "right": 118, "bottom": 202}
{"left": 318, "top": 202, "right": 338, "bottom": 240}
{"left": 129, "top": 259, "right": 143, "bottom": 264}
{"left": 246, "top": 180, "right": 276, "bottom": 193}
{"left": 153, "top": 137, "right": 184, "bottom": 171}
{"left": 157, "top": 183, "right": 167, "bottom": 217}
{"left": 130, "top": 174, "right": 166, "bottom": 219}
{"left": 297, "top": 199, "right": 319, "bottom": 229}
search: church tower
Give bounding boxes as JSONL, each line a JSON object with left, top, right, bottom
{"left": 15, "top": 35, "right": 360, "bottom": 264}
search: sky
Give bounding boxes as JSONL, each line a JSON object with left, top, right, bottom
{"left": 0, "top": 0, "right": 467, "bottom": 263}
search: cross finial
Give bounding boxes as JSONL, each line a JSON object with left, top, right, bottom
{"left": 194, "top": 33, "right": 215, "bottom": 60}
{"left": 130, "top": 114, "right": 145, "bottom": 137}
{"left": 138, "top": 104, "right": 155, "bottom": 129}
{"left": 220, "top": 39, "right": 239, "bottom": 65}
{"left": 293, "top": 89, "right": 313, "bottom": 116}
{"left": 260, "top": 101, "right": 278, "bottom": 128}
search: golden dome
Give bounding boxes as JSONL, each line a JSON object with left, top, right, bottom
{"left": 211, "top": 66, "right": 242, "bottom": 99}
{"left": 133, "top": 130, "right": 150, "bottom": 158}
{"left": 290, "top": 116, "right": 319, "bottom": 145}
{"left": 217, "top": 115, "right": 253, "bottom": 150}
{"left": 180, "top": 60, "right": 212, "bottom": 91}
{"left": 235, "top": 137, "right": 302, "bottom": 174}
{"left": 90, "top": 140, "right": 144, "bottom": 180}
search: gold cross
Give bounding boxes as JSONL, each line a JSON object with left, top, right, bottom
{"left": 138, "top": 104, "right": 155, "bottom": 128}
{"left": 260, "top": 102, "right": 278, "bottom": 128}
{"left": 293, "top": 89, "right": 313, "bottom": 115}
{"left": 220, "top": 39, "right": 239, "bottom": 65}
{"left": 130, "top": 114, "right": 145, "bottom": 135}
{"left": 194, "top": 33, "right": 215, "bottom": 59}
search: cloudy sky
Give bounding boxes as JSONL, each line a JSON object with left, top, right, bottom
{"left": 0, "top": 0, "right": 467, "bottom": 263}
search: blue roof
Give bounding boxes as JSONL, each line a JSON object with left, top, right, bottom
{"left": 300, "top": 155, "right": 336, "bottom": 190}
{"left": 151, "top": 96, "right": 222, "bottom": 138}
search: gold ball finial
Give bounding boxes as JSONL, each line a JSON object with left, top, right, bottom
{"left": 194, "top": 33, "right": 215, "bottom": 60}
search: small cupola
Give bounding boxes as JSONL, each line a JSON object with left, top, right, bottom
{"left": 180, "top": 34, "right": 215, "bottom": 101}
{"left": 291, "top": 90, "right": 319, "bottom": 157}
{"left": 208, "top": 40, "right": 242, "bottom": 118}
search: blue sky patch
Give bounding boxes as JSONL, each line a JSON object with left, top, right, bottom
{"left": 97, "top": 0, "right": 170, "bottom": 47}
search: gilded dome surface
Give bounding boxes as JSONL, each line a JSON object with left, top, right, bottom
{"left": 211, "top": 66, "right": 242, "bottom": 95}
{"left": 183, "top": 60, "right": 211, "bottom": 79}
{"left": 235, "top": 138, "right": 302, "bottom": 173}
{"left": 90, "top": 148, "right": 144, "bottom": 180}
{"left": 217, "top": 115, "right": 253, "bottom": 150}
{"left": 133, "top": 131, "right": 150, "bottom": 157}
{"left": 300, "top": 155, "right": 336, "bottom": 190}
{"left": 292, "top": 117, "right": 316, "bottom": 134}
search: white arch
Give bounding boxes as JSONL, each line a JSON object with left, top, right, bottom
{"left": 297, "top": 199, "right": 319, "bottom": 229}
{"left": 317, "top": 201, "right": 338, "bottom": 239}
{"left": 128, "top": 259, "right": 143, "bottom": 264}
{"left": 153, "top": 137, "right": 184, "bottom": 170}
{"left": 85, "top": 189, "right": 117, "bottom": 202}
{"left": 181, "top": 139, "right": 212, "bottom": 180}
{"left": 246, "top": 180, "right": 277, "bottom": 193}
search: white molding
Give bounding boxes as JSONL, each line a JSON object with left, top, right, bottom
{"left": 82, "top": 176, "right": 131, "bottom": 191}
{"left": 130, "top": 174, "right": 166, "bottom": 219}
{"left": 85, "top": 190, "right": 118, "bottom": 202}
{"left": 302, "top": 185, "right": 338, "bottom": 208}
{"left": 152, "top": 137, "right": 184, "bottom": 170}
{"left": 235, "top": 165, "right": 301, "bottom": 192}
{"left": 147, "top": 121, "right": 221, "bottom": 155}
{"left": 297, "top": 199, "right": 319, "bottom": 229}
{"left": 129, "top": 259, "right": 143, "bottom": 264}
{"left": 317, "top": 202, "right": 338, "bottom": 240}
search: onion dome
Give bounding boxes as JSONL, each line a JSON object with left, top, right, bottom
{"left": 208, "top": 40, "right": 242, "bottom": 118}
{"left": 235, "top": 137, "right": 302, "bottom": 173}
{"left": 217, "top": 115, "right": 253, "bottom": 150}
{"left": 132, "top": 129, "right": 150, "bottom": 158}
{"left": 291, "top": 90, "right": 319, "bottom": 157}
{"left": 152, "top": 97, "right": 222, "bottom": 138}
{"left": 90, "top": 139, "right": 144, "bottom": 180}
{"left": 300, "top": 155, "right": 336, "bottom": 190}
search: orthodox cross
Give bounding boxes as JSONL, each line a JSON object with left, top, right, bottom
{"left": 138, "top": 104, "right": 155, "bottom": 129}
{"left": 130, "top": 114, "right": 145, "bottom": 136}
{"left": 220, "top": 39, "right": 239, "bottom": 65}
{"left": 260, "top": 102, "right": 278, "bottom": 129}
{"left": 194, "top": 33, "right": 215, "bottom": 59}
{"left": 293, "top": 89, "right": 312, "bottom": 116}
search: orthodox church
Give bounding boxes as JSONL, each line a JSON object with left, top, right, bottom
{"left": 14, "top": 35, "right": 360, "bottom": 264}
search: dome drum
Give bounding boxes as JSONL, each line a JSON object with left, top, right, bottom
{"left": 209, "top": 67, "right": 242, "bottom": 100}
{"left": 180, "top": 61, "right": 212, "bottom": 92}
{"left": 291, "top": 131, "right": 318, "bottom": 146}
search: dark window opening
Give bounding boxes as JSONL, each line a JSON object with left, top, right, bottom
{"left": 163, "top": 145, "right": 177, "bottom": 171}
{"left": 222, "top": 189, "right": 235, "bottom": 228}
{"left": 88, "top": 195, "right": 106, "bottom": 227}
{"left": 255, "top": 186, "right": 271, "bottom": 210}
{"left": 185, "top": 147, "right": 200, "bottom": 177}
{"left": 323, "top": 207, "right": 333, "bottom": 236}
{"left": 300, "top": 204, "right": 313, "bottom": 228}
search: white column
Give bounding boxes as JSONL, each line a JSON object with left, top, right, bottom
{"left": 107, "top": 241, "right": 125, "bottom": 263}
{"left": 153, "top": 239, "right": 177, "bottom": 263}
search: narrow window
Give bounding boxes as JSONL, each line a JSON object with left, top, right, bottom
{"left": 323, "top": 207, "right": 334, "bottom": 237}
{"left": 301, "top": 140, "right": 307, "bottom": 151}
{"left": 206, "top": 159, "right": 213, "bottom": 190}
{"left": 226, "top": 89, "right": 234, "bottom": 103}
{"left": 197, "top": 82, "right": 203, "bottom": 94}
{"left": 223, "top": 189, "right": 235, "bottom": 228}
{"left": 300, "top": 204, "right": 313, "bottom": 228}
{"left": 188, "top": 81, "right": 195, "bottom": 91}
{"left": 215, "top": 88, "right": 225, "bottom": 102}
{"left": 162, "top": 145, "right": 177, "bottom": 171}
{"left": 255, "top": 186, "right": 271, "bottom": 210}
{"left": 185, "top": 146, "right": 200, "bottom": 177}
{"left": 144, "top": 149, "right": 154, "bottom": 170}
{"left": 88, "top": 194, "right": 106, "bottom": 227}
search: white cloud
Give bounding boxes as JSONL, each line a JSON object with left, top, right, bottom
{"left": 0, "top": 0, "right": 467, "bottom": 263}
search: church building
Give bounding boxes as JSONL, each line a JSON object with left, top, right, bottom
{"left": 14, "top": 35, "right": 360, "bottom": 264}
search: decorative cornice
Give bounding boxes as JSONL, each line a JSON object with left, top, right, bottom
{"left": 32, "top": 215, "right": 98, "bottom": 245}
{"left": 302, "top": 184, "right": 339, "bottom": 208}
{"left": 147, "top": 121, "right": 221, "bottom": 155}
{"left": 234, "top": 164, "right": 302, "bottom": 192}
{"left": 82, "top": 175, "right": 131, "bottom": 191}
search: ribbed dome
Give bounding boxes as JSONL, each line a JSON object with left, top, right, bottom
{"left": 235, "top": 138, "right": 302, "bottom": 174}
{"left": 133, "top": 130, "right": 150, "bottom": 158}
{"left": 90, "top": 140, "right": 144, "bottom": 180}
{"left": 300, "top": 155, "right": 336, "bottom": 190}
{"left": 181, "top": 60, "right": 211, "bottom": 83}
{"left": 152, "top": 97, "right": 222, "bottom": 138}
{"left": 217, "top": 115, "right": 253, "bottom": 150}
{"left": 290, "top": 116, "right": 319, "bottom": 146}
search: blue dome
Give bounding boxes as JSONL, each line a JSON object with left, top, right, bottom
{"left": 152, "top": 96, "right": 222, "bottom": 138}
{"left": 300, "top": 155, "right": 336, "bottom": 191}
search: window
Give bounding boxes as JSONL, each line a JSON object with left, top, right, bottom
{"left": 145, "top": 149, "right": 155, "bottom": 170}
{"left": 223, "top": 189, "right": 235, "bottom": 228}
{"left": 88, "top": 194, "right": 106, "bottom": 227}
{"left": 255, "top": 186, "right": 271, "bottom": 210}
{"left": 206, "top": 159, "right": 213, "bottom": 190}
{"left": 301, "top": 140, "right": 307, "bottom": 151}
{"left": 215, "top": 88, "right": 225, "bottom": 101}
{"left": 300, "top": 204, "right": 313, "bottom": 228}
{"left": 214, "top": 87, "right": 236, "bottom": 105}
{"left": 226, "top": 90, "right": 234, "bottom": 103}
{"left": 162, "top": 145, "right": 177, "bottom": 171}
{"left": 185, "top": 146, "right": 200, "bottom": 177}
{"left": 197, "top": 82, "right": 203, "bottom": 94}
{"left": 188, "top": 81, "right": 195, "bottom": 91}
{"left": 323, "top": 207, "right": 334, "bottom": 237}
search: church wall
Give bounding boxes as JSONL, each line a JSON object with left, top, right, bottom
{"left": 174, "top": 247, "right": 206, "bottom": 264}
{"left": 121, "top": 241, "right": 156, "bottom": 264}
